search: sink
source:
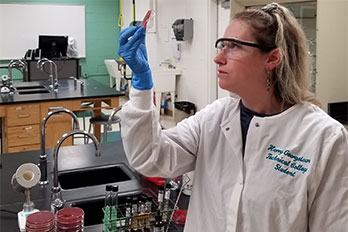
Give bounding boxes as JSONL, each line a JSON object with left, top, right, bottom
{"left": 15, "top": 85, "right": 46, "bottom": 90}
{"left": 58, "top": 165, "right": 132, "bottom": 190}
{"left": 16, "top": 85, "right": 50, "bottom": 95}
{"left": 17, "top": 89, "right": 50, "bottom": 95}
{"left": 69, "top": 190, "right": 155, "bottom": 226}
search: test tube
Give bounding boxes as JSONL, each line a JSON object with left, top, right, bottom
{"left": 145, "top": 196, "right": 153, "bottom": 213}
{"left": 105, "top": 185, "right": 112, "bottom": 207}
{"left": 132, "top": 196, "right": 138, "bottom": 216}
{"left": 104, "top": 185, "right": 113, "bottom": 232}
{"left": 162, "top": 183, "right": 172, "bottom": 222}
{"left": 139, "top": 195, "right": 147, "bottom": 215}
{"left": 125, "top": 197, "right": 132, "bottom": 228}
{"left": 157, "top": 186, "right": 164, "bottom": 211}
{"left": 111, "top": 185, "right": 119, "bottom": 229}
{"left": 153, "top": 210, "right": 164, "bottom": 232}
{"left": 112, "top": 185, "right": 119, "bottom": 207}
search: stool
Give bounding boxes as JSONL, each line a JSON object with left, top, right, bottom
{"left": 87, "top": 111, "right": 121, "bottom": 143}
{"left": 74, "top": 102, "right": 94, "bottom": 144}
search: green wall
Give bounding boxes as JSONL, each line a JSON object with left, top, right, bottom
{"left": 0, "top": 0, "right": 120, "bottom": 85}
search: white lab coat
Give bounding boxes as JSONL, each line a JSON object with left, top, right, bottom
{"left": 121, "top": 88, "right": 348, "bottom": 232}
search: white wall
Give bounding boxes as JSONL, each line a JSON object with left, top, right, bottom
{"left": 217, "top": 2, "right": 231, "bottom": 99}
{"left": 122, "top": 0, "right": 218, "bottom": 110}
{"left": 316, "top": 0, "right": 348, "bottom": 111}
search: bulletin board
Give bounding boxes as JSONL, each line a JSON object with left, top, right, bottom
{"left": 0, "top": 3, "right": 86, "bottom": 60}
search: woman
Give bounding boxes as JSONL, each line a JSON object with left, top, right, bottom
{"left": 118, "top": 3, "right": 348, "bottom": 231}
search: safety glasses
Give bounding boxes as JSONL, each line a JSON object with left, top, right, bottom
{"left": 215, "top": 37, "right": 276, "bottom": 59}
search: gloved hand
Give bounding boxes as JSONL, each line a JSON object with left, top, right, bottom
{"left": 118, "top": 26, "right": 153, "bottom": 90}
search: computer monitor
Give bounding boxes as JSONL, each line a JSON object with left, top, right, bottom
{"left": 328, "top": 101, "right": 348, "bottom": 124}
{"left": 38, "top": 35, "right": 68, "bottom": 59}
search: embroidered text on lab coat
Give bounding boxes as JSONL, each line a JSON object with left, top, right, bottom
{"left": 266, "top": 144, "right": 311, "bottom": 177}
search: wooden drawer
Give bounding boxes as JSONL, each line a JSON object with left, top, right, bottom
{"left": 6, "top": 104, "right": 40, "bottom": 126}
{"left": 0, "top": 105, "right": 5, "bottom": 117}
{"left": 7, "top": 124, "right": 40, "bottom": 147}
{"left": 7, "top": 144, "right": 40, "bottom": 153}
{"left": 40, "top": 101, "right": 76, "bottom": 123}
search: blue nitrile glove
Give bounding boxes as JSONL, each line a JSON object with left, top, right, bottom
{"left": 118, "top": 26, "right": 153, "bottom": 90}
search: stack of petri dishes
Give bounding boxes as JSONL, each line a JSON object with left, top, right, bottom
{"left": 56, "top": 207, "right": 84, "bottom": 232}
{"left": 26, "top": 211, "right": 55, "bottom": 232}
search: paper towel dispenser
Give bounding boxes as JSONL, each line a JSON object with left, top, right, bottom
{"left": 172, "top": 19, "right": 193, "bottom": 41}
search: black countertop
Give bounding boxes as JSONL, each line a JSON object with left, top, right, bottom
{"left": 0, "top": 141, "right": 187, "bottom": 231}
{"left": 0, "top": 141, "right": 141, "bottom": 231}
{"left": 0, "top": 78, "right": 124, "bottom": 105}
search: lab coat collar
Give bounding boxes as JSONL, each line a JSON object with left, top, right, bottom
{"left": 220, "top": 100, "right": 244, "bottom": 163}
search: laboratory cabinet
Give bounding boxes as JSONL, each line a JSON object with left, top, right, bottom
{"left": 2, "top": 102, "right": 72, "bottom": 153}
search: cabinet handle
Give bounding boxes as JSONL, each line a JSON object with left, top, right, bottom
{"left": 49, "top": 106, "right": 64, "bottom": 111}
{"left": 18, "top": 135, "right": 30, "bottom": 138}
{"left": 49, "top": 106, "right": 64, "bottom": 117}
{"left": 15, "top": 107, "right": 23, "bottom": 111}
{"left": 24, "top": 126, "right": 32, "bottom": 130}
{"left": 17, "top": 114, "right": 30, "bottom": 118}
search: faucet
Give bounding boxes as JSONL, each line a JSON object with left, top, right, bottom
{"left": 50, "top": 130, "right": 100, "bottom": 213}
{"left": 9, "top": 59, "right": 27, "bottom": 75}
{"left": 4, "top": 59, "right": 28, "bottom": 93}
{"left": 37, "top": 58, "right": 59, "bottom": 92}
{"left": 39, "top": 108, "right": 80, "bottom": 186}
{"left": 69, "top": 76, "right": 85, "bottom": 89}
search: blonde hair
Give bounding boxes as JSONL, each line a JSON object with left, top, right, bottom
{"left": 234, "top": 2, "right": 318, "bottom": 105}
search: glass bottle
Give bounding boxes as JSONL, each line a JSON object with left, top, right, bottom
{"left": 153, "top": 210, "right": 164, "bottom": 232}
{"left": 157, "top": 186, "right": 164, "bottom": 211}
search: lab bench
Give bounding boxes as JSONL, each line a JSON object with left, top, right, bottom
{"left": 0, "top": 78, "right": 124, "bottom": 153}
{"left": 0, "top": 141, "right": 187, "bottom": 231}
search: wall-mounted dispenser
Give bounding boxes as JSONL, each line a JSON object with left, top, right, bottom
{"left": 172, "top": 18, "right": 193, "bottom": 41}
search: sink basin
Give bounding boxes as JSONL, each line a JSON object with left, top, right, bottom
{"left": 69, "top": 190, "right": 154, "bottom": 226}
{"left": 58, "top": 165, "right": 132, "bottom": 190}
{"left": 15, "top": 85, "right": 46, "bottom": 90}
{"left": 17, "top": 89, "right": 50, "bottom": 95}
{"left": 16, "top": 85, "right": 50, "bottom": 95}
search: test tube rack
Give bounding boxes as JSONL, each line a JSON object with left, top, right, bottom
{"left": 102, "top": 195, "right": 178, "bottom": 232}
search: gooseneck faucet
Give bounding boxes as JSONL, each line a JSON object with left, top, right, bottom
{"left": 50, "top": 130, "right": 100, "bottom": 213}
{"left": 39, "top": 108, "right": 80, "bottom": 185}
{"left": 37, "top": 58, "right": 59, "bottom": 92}
{"left": 5, "top": 59, "right": 28, "bottom": 93}
{"left": 9, "top": 59, "right": 27, "bottom": 77}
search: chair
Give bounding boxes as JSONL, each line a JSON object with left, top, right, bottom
{"left": 104, "top": 59, "right": 131, "bottom": 91}
{"left": 87, "top": 106, "right": 122, "bottom": 143}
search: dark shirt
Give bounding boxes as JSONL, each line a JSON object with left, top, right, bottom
{"left": 240, "top": 101, "right": 278, "bottom": 154}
